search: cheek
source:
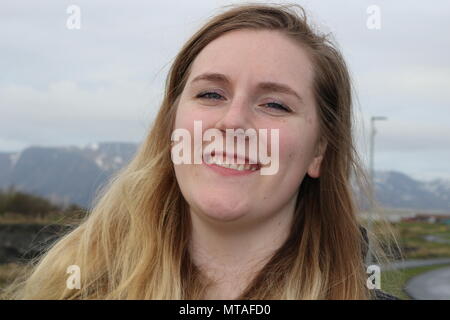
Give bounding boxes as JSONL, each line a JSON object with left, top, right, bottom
{"left": 277, "top": 122, "right": 301, "bottom": 157}
{"left": 174, "top": 102, "right": 195, "bottom": 131}
{"left": 279, "top": 131, "right": 304, "bottom": 169}
{"left": 277, "top": 122, "right": 317, "bottom": 172}
{"left": 174, "top": 99, "right": 217, "bottom": 133}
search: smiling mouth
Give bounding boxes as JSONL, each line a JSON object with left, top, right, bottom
{"left": 203, "top": 151, "right": 261, "bottom": 172}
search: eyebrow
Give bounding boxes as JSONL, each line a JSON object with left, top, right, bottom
{"left": 190, "top": 72, "right": 304, "bottom": 104}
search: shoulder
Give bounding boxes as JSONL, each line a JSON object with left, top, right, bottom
{"left": 372, "top": 289, "right": 401, "bottom": 300}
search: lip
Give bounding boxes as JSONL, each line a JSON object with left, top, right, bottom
{"left": 202, "top": 152, "right": 261, "bottom": 176}
{"left": 205, "top": 150, "right": 259, "bottom": 166}
{"left": 203, "top": 160, "right": 259, "bottom": 176}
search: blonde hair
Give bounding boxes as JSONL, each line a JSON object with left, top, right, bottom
{"left": 6, "top": 3, "right": 384, "bottom": 299}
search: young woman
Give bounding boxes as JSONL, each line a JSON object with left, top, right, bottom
{"left": 7, "top": 3, "right": 396, "bottom": 300}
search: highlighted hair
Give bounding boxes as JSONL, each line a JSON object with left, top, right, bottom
{"left": 6, "top": 3, "right": 388, "bottom": 299}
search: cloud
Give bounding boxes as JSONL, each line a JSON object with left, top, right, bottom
{"left": 0, "top": 0, "right": 449, "bottom": 179}
{"left": 0, "top": 76, "right": 162, "bottom": 149}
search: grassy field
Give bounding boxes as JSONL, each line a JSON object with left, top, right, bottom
{"left": 0, "top": 211, "right": 85, "bottom": 225}
{"left": 368, "top": 220, "right": 450, "bottom": 299}
{"left": 392, "top": 221, "right": 450, "bottom": 259}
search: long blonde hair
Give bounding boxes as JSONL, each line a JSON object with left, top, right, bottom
{"left": 7, "top": 3, "right": 378, "bottom": 299}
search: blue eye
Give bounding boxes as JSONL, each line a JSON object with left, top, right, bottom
{"left": 265, "top": 102, "right": 290, "bottom": 112}
{"left": 197, "top": 91, "right": 224, "bottom": 100}
{"left": 197, "top": 91, "right": 291, "bottom": 112}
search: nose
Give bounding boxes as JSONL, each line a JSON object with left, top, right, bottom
{"left": 214, "top": 96, "right": 254, "bottom": 132}
{"left": 211, "top": 95, "right": 259, "bottom": 164}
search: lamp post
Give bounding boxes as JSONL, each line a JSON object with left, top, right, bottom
{"left": 366, "top": 116, "right": 387, "bottom": 266}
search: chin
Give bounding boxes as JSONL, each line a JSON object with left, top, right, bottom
{"left": 202, "top": 209, "right": 246, "bottom": 223}
{"left": 195, "top": 195, "right": 251, "bottom": 223}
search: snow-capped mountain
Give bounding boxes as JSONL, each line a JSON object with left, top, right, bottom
{"left": 0, "top": 143, "right": 449, "bottom": 211}
{"left": 373, "top": 171, "right": 450, "bottom": 212}
{"left": 0, "top": 142, "right": 137, "bottom": 208}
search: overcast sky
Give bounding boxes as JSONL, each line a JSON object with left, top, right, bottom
{"left": 1, "top": 0, "right": 449, "bottom": 181}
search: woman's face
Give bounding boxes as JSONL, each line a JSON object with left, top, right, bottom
{"left": 173, "top": 29, "right": 325, "bottom": 225}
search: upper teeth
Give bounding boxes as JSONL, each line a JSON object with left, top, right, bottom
{"left": 208, "top": 156, "right": 257, "bottom": 171}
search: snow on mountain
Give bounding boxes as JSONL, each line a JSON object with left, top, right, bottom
{"left": 0, "top": 142, "right": 138, "bottom": 207}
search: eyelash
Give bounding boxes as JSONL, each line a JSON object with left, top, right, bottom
{"left": 196, "top": 91, "right": 291, "bottom": 113}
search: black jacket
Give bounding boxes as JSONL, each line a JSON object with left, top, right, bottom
{"left": 373, "top": 289, "right": 399, "bottom": 300}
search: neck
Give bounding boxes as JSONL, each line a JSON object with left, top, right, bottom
{"left": 188, "top": 199, "right": 296, "bottom": 299}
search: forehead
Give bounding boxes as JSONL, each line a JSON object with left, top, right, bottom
{"left": 187, "top": 29, "right": 314, "bottom": 89}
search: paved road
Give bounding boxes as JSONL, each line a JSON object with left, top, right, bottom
{"left": 404, "top": 265, "right": 450, "bottom": 300}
